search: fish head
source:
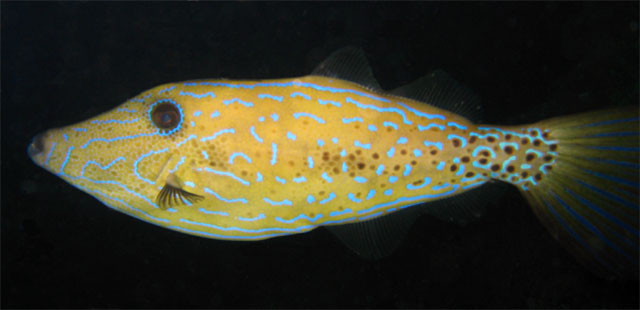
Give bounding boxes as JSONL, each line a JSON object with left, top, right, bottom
{"left": 27, "top": 81, "right": 213, "bottom": 212}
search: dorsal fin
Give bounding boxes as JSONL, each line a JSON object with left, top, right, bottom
{"left": 391, "top": 70, "right": 483, "bottom": 122}
{"left": 311, "top": 46, "right": 382, "bottom": 91}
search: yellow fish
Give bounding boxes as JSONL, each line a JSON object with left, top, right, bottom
{"left": 27, "top": 47, "right": 638, "bottom": 280}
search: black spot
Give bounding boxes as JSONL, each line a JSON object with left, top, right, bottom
{"left": 479, "top": 158, "right": 488, "bottom": 164}
{"left": 535, "top": 173, "right": 542, "bottom": 181}
{"left": 372, "top": 153, "right": 379, "bottom": 159}
{"left": 504, "top": 146, "right": 514, "bottom": 154}
{"left": 507, "top": 165, "right": 515, "bottom": 173}
{"left": 357, "top": 163, "right": 366, "bottom": 170}
{"left": 533, "top": 139, "right": 541, "bottom": 146}
{"left": 452, "top": 139, "right": 461, "bottom": 147}
{"left": 430, "top": 150, "right": 438, "bottom": 155}
{"left": 487, "top": 136, "right": 496, "bottom": 143}
{"left": 505, "top": 134, "right": 512, "bottom": 140}
{"left": 465, "top": 172, "right": 474, "bottom": 177}
{"left": 461, "top": 156, "right": 470, "bottom": 163}
{"left": 450, "top": 164, "right": 458, "bottom": 172}
{"left": 521, "top": 138, "right": 529, "bottom": 145}
{"left": 490, "top": 164, "right": 500, "bottom": 171}
{"left": 526, "top": 154, "right": 535, "bottom": 162}
{"left": 543, "top": 155, "right": 553, "bottom": 162}
{"left": 469, "top": 136, "right": 477, "bottom": 144}
{"left": 550, "top": 144, "right": 558, "bottom": 151}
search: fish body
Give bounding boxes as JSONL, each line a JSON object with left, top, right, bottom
{"left": 28, "top": 48, "right": 638, "bottom": 279}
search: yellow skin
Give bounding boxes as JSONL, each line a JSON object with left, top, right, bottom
{"left": 28, "top": 76, "right": 556, "bottom": 240}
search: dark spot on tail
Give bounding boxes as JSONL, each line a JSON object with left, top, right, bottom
{"left": 490, "top": 164, "right": 500, "bottom": 171}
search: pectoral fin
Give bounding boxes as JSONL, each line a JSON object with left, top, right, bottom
{"left": 156, "top": 173, "right": 204, "bottom": 210}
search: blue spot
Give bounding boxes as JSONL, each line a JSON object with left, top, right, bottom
{"left": 432, "top": 183, "right": 451, "bottom": 191}
{"left": 294, "top": 112, "right": 326, "bottom": 124}
{"left": 275, "top": 176, "right": 286, "bottom": 184}
{"left": 384, "top": 189, "right": 393, "bottom": 196}
{"left": 73, "top": 128, "right": 87, "bottom": 132}
{"left": 318, "top": 99, "right": 341, "bottom": 108}
{"left": 271, "top": 143, "right": 278, "bottom": 165}
{"left": 223, "top": 98, "right": 253, "bottom": 107}
{"left": 258, "top": 94, "right": 283, "bottom": 102}
{"left": 229, "top": 152, "right": 252, "bottom": 164}
{"left": 202, "top": 167, "right": 250, "bottom": 186}
{"left": 418, "top": 124, "right": 445, "bottom": 131}
{"left": 250, "top": 126, "right": 263, "bottom": 143}
{"left": 168, "top": 156, "right": 186, "bottom": 174}
{"left": 387, "top": 147, "right": 395, "bottom": 158}
{"left": 423, "top": 141, "right": 443, "bottom": 150}
{"left": 238, "top": 214, "right": 266, "bottom": 222}
{"left": 180, "top": 91, "right": 216, "bottom": 99}
{"left": 453, "top": 158, "right": 460, "bottom": 164}
{"left": 201, "top": 151, "right": 209, "bottom": 160}
{"left": 348, "top": 193, "right": 362, "bottom": 203}
{"left": 521, "top": 163, "right": 532, "bottom": 169}
{"left": 203, "top": 187, "right": 248, "bottom": 203}
{"left": 396, "top": 137, "right": 408, "bottom": 144}
{"left": 472, "top": 146, "right": 497, "bottom": 158}
{"left": 318, "top": 99, "right": 341, "bottom": 107}
{"left": 447, "top": 134, "right": 467, "bottom": 148}
{"left": 158, "top": 86, "right": 175, "bottom": 94}
{"left": 347, "top": 97, "right": 413, "bottom": 125}
{"left": 210, "top": 111, "right": 220, "bottom": 118}
{"left": 317, "top": 139, "right": 325, "bottom": 147}
{"left": 388, "top": 176, "right": 398, "bottom": 183}
{"left": 133, "top": 148, "right": 169, "bottom": 184}
{"left": 332, "top": 137, "right": 339, "bottom": 144}
{"left": 383, "top": 121, "right": 399, "bottom": 129}
{"left": 330, "top": 209, "right": 353, "bottom": 217}
{"left": 319, "top": 192, "right": 337, "bottom": 204}
{"left": 193, "top": 111, "right": 202, "bottom": 117}
{"left": 62, "top": 134, "right": 68, "bottom": 142}
{"left": 436, "top": 161, "right": 446, "bottom": 170}
{"left": 276, "top": 213, "right": 324, "bottom": 224}
{"left": 80, "top": 157, "right": 126, "bottom": 176}
{"left": 354, "top": 176, "right": 367, "bottom": 183}
{"left": 263, "top": 197, "right": 292, "bottom": 206}
{"left": 403, "top": 164, "right": 412, "bottom": 176}
{"left": 259, "top": 116, "right": 265, "bottom": 122}
{"left": 287, "top": 132, "right": 297, "bottom": 140}
{"left": 184, "top": 181, "right": 196, "bottom": 188}
{"left": 44, "top": 142, "right": 57, "bottom": 166}
{"left": 190, "top": 121, "right": 195, "bottom": 127}
{"left": 340, "top": 149, "right": 347, "bottom": 157}
{"left": 308, "top": 156, "right": 314, "bottom": 168}
{"left": 256, "top": 172, "right": 263, "bottom": 182}
{"left": 447, "top": 122, "right": 467, "bottom": 130}
{"left": 322, "top": 172, "right": 333, "bottom": 183}
{"left": 176, "top": 134, "right": 197, "bottom": 147}
{"left": 342, "top": 117, "right": 363, "bottom": 124}
{"left": 366, "top": 189, "right": 376, "bottom": 200}
{"left": 201, "top": 128, "right": 235, "bottom": 142}
{"left": 376, "top": 164, "right": 385, "bottom": 175}
{"left": 500, "top": 142, "right": 520, "bottom": 151}
{"left": 290, "top": 92, "right": 312, "bottom": 100}
{"left": 293, "top": 176, "right": 307, "bottom": 183}
{"left": 307, "top": 195, "right": 315, "bottom": 203}
{"left": 271, "top": 113, "right": 279, "bottom": 121}
{"left": 368, "top": 124, "right": 378, "bottom": 132}
{"left": 342, "top": 162, "right": 348, "bottom": 172}
{"left": 456, "top": 164, "right": 466, "bottom": 176}
{"left": 413, "top": 149, "right": 422, "bottom": 157}
{"left": 354, "top": 141, "right": 371, "bottom": 149}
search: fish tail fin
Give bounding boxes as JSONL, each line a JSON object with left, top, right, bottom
{"left": 520, "top": 106, "right": 639, "bottom": 280}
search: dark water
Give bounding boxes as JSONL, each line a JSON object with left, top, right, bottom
{"left": 2, "top": 2, "right": 638, "bottom": 308}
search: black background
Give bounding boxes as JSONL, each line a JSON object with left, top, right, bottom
{"left": 2, "top": 2, "right": 638, "bottom": 308}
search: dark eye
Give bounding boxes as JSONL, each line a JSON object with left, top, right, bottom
{"left": 149, "top": 99, "right": 183, "bottom": 135}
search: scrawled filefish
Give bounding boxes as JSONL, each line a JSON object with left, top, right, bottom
{"left": 27, "top": 47, "right": 638, "bottom": 280}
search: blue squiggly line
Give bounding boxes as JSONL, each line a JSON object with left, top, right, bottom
{"left": 203, "top": 187, "right": 248, "bottom": 203}
{"left": 293, "top": 112, "right": 325, "bottom": 124}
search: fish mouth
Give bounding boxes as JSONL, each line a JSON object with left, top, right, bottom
{"left": 27, "top": 131, "right": 51, "bottom": 167}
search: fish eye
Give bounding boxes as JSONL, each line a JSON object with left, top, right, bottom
{"left": 149, "top": 99, "right": 183, "bottom": 135}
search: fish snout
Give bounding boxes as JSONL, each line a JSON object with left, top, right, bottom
{"left": 27, "top": 131, "right": 52, "bottom": 166}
